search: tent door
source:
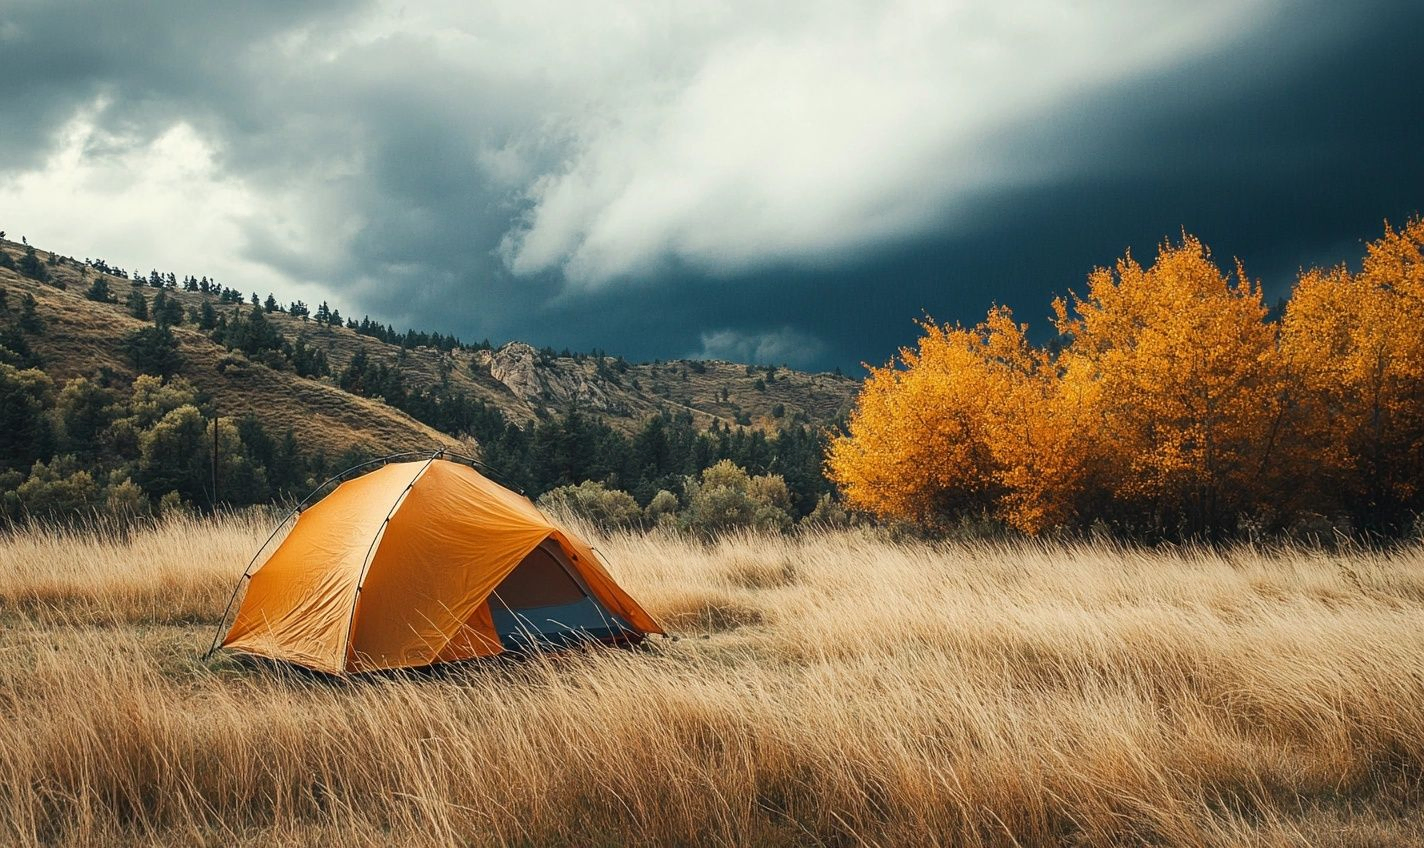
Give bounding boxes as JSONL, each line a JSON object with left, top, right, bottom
{"left": 487, "top": 540, "right": 634, "bottom": 650}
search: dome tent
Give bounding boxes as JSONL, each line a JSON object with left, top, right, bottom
{"left": 211, "top": 453, "right": 661, "bottom": 674}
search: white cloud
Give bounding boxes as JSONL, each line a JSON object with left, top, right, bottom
{"left": 0, "top": 0, "right": 1287, "bottom": 334}
{"left": 692, "top": 326, "right": 826, "bottom": 368}
{"left": 0, "top": 104, "right": 341, "bottom": 307}
{"left": 497, "top": 0, "right": 1279, "bottom": 287}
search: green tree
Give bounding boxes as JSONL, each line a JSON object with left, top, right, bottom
{"left": 0, "top": 364, "right": 55, "bottom": 472}
{"left": 127, "top": 375, "right": 199, "bottom": 428}
{"left": 5, "top": 457, "right": 100, "bottom": 520}
{"left": 209, "top": 416, "right": 270, "bottom": 506}
{"left": 123, "top": 325, "right": 184, "bottom": 377}
{"left": 84, "top": 276, "right": 115, "bottom": 303}
{"left": 151, "top": 289, "right": 184, "bottom": 326}
{"left": 17, "top": 244, "right": 49, "bottom": 282}
{"left": 52, "top": 377, "right": 115, "bottom": 459}
{"left": 138, "top": 405, "right": 210, "bottom": 505}
{"left": 126, "top": 288, "right": 149, "bottom": 320}
{"left": 18, "top": 293, "right": 42, "bottom": 332}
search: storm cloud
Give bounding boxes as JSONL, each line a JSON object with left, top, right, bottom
{"left": 2, "top": 0, "right": 1421, "bottom": 370}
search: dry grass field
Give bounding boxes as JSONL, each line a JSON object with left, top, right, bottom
{"left": 1, "top": 515, "right": 1423, "bottom": 846}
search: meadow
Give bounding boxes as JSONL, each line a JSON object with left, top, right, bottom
{"left": 1, "top": 514, "right": 1423, "bottom": 846}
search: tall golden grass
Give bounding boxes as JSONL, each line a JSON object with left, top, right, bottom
{"left": 1, "top": 515, "right": 1423, "bottom": 846}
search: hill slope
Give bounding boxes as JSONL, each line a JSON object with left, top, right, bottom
{"left": 0, "top": 238, "right": 856, "bottom": 455}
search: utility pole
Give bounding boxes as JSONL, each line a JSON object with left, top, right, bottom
{"left": 212, "top": 403, "right": 219, "bottom": 510}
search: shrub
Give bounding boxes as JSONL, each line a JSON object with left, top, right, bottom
{"left": 104, "top": 476, "right": 151, "bottom": 521}
{"left": 645, "top": 489, "right": 680, "bottom": 528}
{"left": 681, "top": 460, "right": 793, "bottom": 535}
{"left": 800, "top": 493, "right": 853, "bottom": 528}
{"left": 537, "top": 481, "right": 642, "bottom": 531}
{"left": 4, "top": 456, "right": 101, "bottom": 520}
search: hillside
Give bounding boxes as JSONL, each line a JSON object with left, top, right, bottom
{"left": 0, "top": 237, "right": 857, "bottom": 454}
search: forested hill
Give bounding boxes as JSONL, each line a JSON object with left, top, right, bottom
{"left": 0, "top": 236, "right": 857, "bottom": 519}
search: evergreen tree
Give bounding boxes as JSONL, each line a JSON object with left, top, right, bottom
{"left": 18, "top": 293, "right": 42, "bottom": 333}
{"left": 17, "top": 245, "right": 49, "bottom": 282}
{"left": 84, "top": 276, "right": 115, "bottom": 303}
{"left": 197, "top": 301, "right": 218, "bottom": 330}
{"left": 0, "top": 363, "right": 55, "bottom": 472}
{"left": 123, "top": 325, "right": 183, "bottom": 377}
{"left": 151, "top": 289, "right": 183, "bottom": 326}
{"left": 126, "top": 289, "right": 149, "bottom": 320}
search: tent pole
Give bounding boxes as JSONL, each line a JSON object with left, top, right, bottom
{"left": 439, "top": 449, "right": 523, "bottom": 494}
{"left": 337, "top": 453, "right": 441, "bottom": 674}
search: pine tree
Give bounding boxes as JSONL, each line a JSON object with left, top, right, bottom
{"left": 126, "top": 289, "right": 149, "bottom": 320}
{"left": 84, "top": 276, "right": 114, "bottom": 303}
{"left": 17, "top": 245, "right": 49, "bottom": 282}
{"left": 18, "top": 293, "right": 43, "bottom": 333}
{"left": 197, "top": 301, "right": 218, "bottom": 331}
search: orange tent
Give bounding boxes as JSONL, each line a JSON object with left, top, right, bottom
{"left": 217, "top": 457, "right": 661, "bottom": 674}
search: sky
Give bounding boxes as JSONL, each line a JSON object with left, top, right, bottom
{"left": 1, "top": 1, "right": 1421, "bottom": 373}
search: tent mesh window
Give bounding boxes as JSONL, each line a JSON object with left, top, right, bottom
{"left": 488, "top": 541, "right": 633, "bottom": 650}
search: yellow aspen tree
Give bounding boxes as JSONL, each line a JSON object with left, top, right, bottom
{"left": 1282, "top": 218, "right": 1424, "bottom": 528}
{"left": 827, "top": 311, "right": 1013, "bottom": 526}
{"left": 1054, "top": 235, "right": 1285, "bottom": 536}
{"left": 978, "top": 310, "right": 1100, "bottom": 533}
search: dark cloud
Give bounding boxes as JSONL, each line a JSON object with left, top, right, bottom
{"left": 1, "top": 1, "right": 1419, "bottom": 373}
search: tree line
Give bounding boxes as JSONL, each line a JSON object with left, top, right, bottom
{"left": 0, "top": 241, "right": 837, "bottom": 522}
{"left": 829, "top": 220, "right": 1424, "bottom": 540}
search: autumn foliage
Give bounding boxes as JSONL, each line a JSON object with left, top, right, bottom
{"left": 828, "top": 220, "right": 1424, "bottom": 537}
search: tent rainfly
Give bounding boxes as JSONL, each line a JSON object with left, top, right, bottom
{"left": 213, "top": 455, "right": 661, "bottom": 674}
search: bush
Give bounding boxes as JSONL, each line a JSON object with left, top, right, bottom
{"left": 681, "top": 460, "right": 793, "bottom": 535}
{"left": 104, "top": 476, "right": 151, "bottom": 521}
{"left": 645, "top": 489, "right": 680, "bottom": 528}
{"left": 3, "top": 456, "right": 101, "bottom": 520}
{"left": 537, "top": 481, "right": 642, "bottom": 531}
{"left": 800, "top": 493, "right": 853, "bottom": 528}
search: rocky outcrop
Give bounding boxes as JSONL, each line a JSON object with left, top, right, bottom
{"left": 486, "top": 342, "right": 629, "bottom": 414}
{"left": 487, "top": 342, "right": 546, "bottom": 404}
